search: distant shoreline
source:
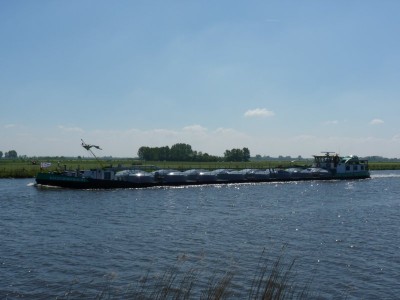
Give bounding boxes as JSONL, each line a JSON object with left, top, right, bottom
{"left": 0, "top": 158, "right": 399, "bottom": 179}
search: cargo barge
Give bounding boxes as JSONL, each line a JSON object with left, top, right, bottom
{"left": 35, "top": 148, "right": 370, "bottom": 189}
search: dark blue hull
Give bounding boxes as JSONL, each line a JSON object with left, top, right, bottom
{"left": 35, "top": 172, "right": 370, "bottom": 189}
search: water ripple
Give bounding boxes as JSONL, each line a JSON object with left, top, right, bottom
{"left": 1, "top": 174, "right": 400, "bottom": 298}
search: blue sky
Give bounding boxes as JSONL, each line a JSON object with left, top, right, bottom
{"left": 1, "top": 1, "right": 400, "bottom": 158}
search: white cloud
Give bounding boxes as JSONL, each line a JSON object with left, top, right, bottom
{"left": 150, "top": 128, "right": 178, "bottom": 137}
{"left": 392, "top": 134, "right": 400, "bottom": 142}
{"left": 58, "top": 125, "right": 85, "bottom": 133}
{"left": 369, "top": 118, "right": 384, "bottom": 125}
{"left": 82, "top": 125, "right": 252, "bottom": 156}
{"left": 323, "top": 120, "right": 339, "bottom": 125}
{"left": 5, "top": 122, "right": 400, "bottom": 158}
{"left": 4, "top": 124, "right": 16, "bottom": 128}
{"left": 244, "top": 108, "right": 275, "bottom": 118}
{"left": 183, "top": 124, "right": 207, "bottom": 133}
{"left": 214, "top": 127, "right": 240, "bottom": 134}
{"left": 292, "top": 134, "right": 317, "bottom": 141}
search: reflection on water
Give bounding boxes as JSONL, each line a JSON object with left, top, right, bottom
{"left": 0, "top": 171, "right": 399, "bottom": 298}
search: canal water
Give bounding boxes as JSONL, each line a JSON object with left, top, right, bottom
{"left": 0, "top": 171, "right": 399, "bottom": 299}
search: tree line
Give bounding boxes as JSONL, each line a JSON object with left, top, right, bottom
{"left": 0, "top": 150, "right": 18, "bottom": 159}
{"left": 138, "top": 143, "right": 251, "bottom": 162}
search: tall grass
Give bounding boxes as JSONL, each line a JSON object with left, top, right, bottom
{"left": 248, "top": 248, "right": 311, "bottom": 299}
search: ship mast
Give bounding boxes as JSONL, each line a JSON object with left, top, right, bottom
{"left": 81, "top": 139, "right": 104, "bottom": 168}
{"left": 321, "top": 151, "right": 335, "bottom": 156}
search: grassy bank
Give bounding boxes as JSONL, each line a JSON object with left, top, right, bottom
{"left": 1, "top": 158, "right": 399, "bottom": 178}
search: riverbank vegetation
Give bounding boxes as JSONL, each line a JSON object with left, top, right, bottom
{"left": 2, "top": 142, "right": 400, "bottom": 178}
{"left": 1, "top": 156, "right": 400, "bottom": 178}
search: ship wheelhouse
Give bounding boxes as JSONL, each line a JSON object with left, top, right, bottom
{"left": 339, "top": 155, "right": 369, "bottom": 173}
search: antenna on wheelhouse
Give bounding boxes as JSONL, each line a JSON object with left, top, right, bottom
{"left": 81, "top": 139, "right": 104, "bottom": 168}
{"left": 321, "top": 151, "right": 336, "bottom": 156}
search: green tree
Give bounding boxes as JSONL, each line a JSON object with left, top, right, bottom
{"left": 242, "top": 147, "right": 250, "bottom": 162}
{"left": 138, "top": 146, "right": 150, "bottom": 160}
{"left": 0, "top": 151, "right": 3, "bottom": 159}
{"left": 5, "top": 150, "right": 17, "bottom": 159}
{"left": 224, "top": 147, "right": 250, "bottom": 162}
{"left": 137, "top": 144, "right": 221, "bottom": 162}
{"left": 158, "top": 146, "right": 170, "bottom": 161}
{"left": 170, "top": 143, "right": 193, "bottom": 161}
{"left": 224, "top": 148, "right": 242, "bottom": 162}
